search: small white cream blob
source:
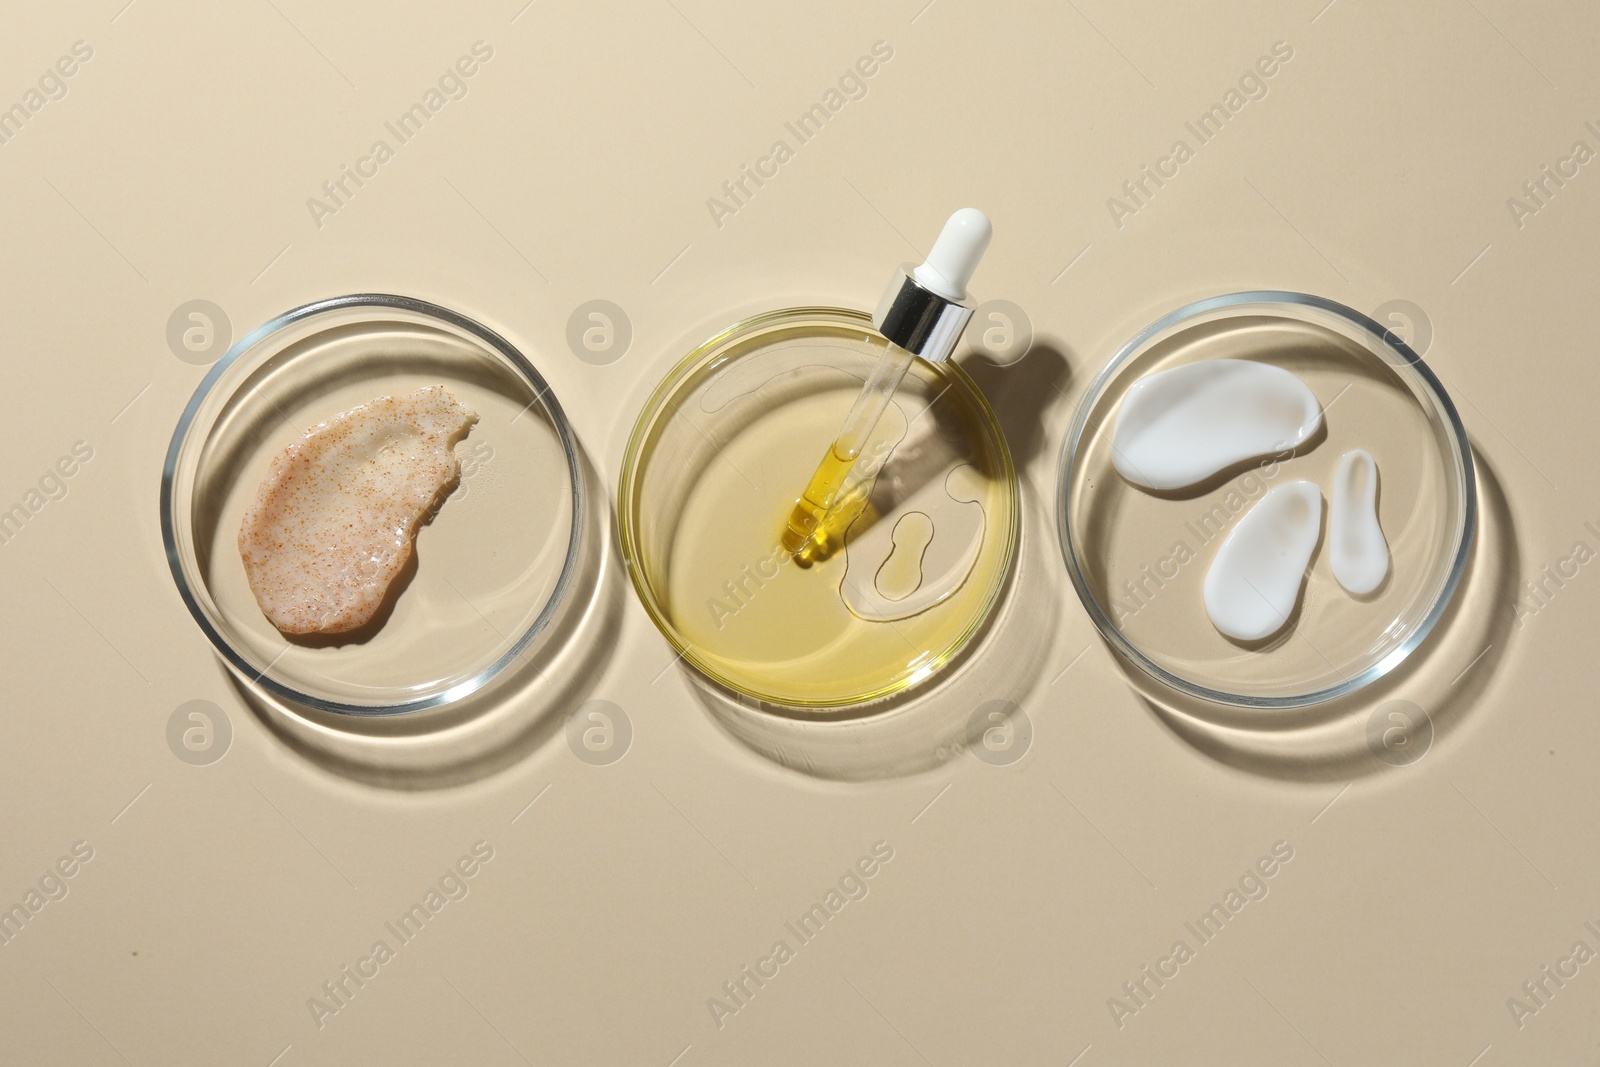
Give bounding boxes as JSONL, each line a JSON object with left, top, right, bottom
{"left": 1203, "top": 480, "right": 1323, "bottom": 642}
{"left": 1329, "top": 448, "right": 1389, "bottom": 596}
{"left": 1112, "top": 359, "right": 1323, "bottom": 490}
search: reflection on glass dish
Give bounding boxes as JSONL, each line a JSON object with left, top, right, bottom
{"left": 236, "top": 385, "right": 480, "bottom": 636}
{"left": 1058, "top": 291, "right": 1476, "bottom": 709}
{"left": 619, "top": 308, "right": 1018, "bottom": 710}
{"left": 162, "top": 294, "right": 584, "bottom": 716}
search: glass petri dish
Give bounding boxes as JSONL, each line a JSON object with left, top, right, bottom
{"left": 619, "top": 307, "right": 1018, "bottom": 711}
{"left": 162, "top": 294, "right": 584, "bottom": 716}
{"left": 1058, "top": 291, "right": 1475, "bottom": 709}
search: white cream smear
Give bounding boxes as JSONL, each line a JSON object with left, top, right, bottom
{"left": 1112, "top": 358, "right": 1323, "bottom": 490}
{"left": 1203, "top": 480, "right": 1322, "bottom": 642}
{"left": 1329, "top": 448, "right": 1388, "bottom": 596}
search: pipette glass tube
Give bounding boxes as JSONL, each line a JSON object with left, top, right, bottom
{"left": 781, "top": 208, "right": 993, "bottom": 565}
{"left": 781, "top": 340, "right": 916, "bottom": 565}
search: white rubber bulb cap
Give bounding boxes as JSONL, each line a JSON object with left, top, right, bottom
{"left": 913, "top": 208, "right": 992, "bottom": 302}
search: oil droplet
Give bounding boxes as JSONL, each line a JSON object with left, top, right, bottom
{"left": 842, "top": 465, "right": 986, "bottom": 623}
{"left": 875, "top": 512, "right": 934, "bottom": 601}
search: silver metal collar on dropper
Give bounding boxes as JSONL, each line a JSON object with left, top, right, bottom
{"left": 871, "top": 207, "right": 993, "bottom": 363}
{"left": 781, "top": 208, "right": 995, "bottom": 564}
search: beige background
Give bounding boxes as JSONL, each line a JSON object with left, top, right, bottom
{"left": 1, "top": 0, "right": 1596, "bottom": 1063}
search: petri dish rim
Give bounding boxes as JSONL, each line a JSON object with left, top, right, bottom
{"left": 617, "top": 306, "right": 1019, "bottom": 712}
{"left": 160, "top": 293, "right": 586, "bottom": 717}
{"left": 1056, "top": 290, "right": 1477, "bottom": 710}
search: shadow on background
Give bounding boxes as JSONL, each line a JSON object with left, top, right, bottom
{"left": 230, "top": 443, "right": 623, "bottom": 790}
{"left": 960, "top": 339, "right": 1072, "bottom": 472}
{"left": 1131, "top": 445, "right": 1516, "bottom": 781}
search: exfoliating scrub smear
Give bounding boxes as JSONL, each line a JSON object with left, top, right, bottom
{"left": 620, "top": 308, "right": 1018, "bottom": 711}
{"left": 162, "top": 295, "right": 585, "bottom": 716}
{"left": 1058, "top": 292, "right": 1475, "bottom": 708}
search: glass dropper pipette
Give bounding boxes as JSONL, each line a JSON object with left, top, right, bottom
{"left": 781, "top": 208, "right": 993, "bottom": 565}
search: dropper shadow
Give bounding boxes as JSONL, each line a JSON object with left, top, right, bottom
{"left": 959, "top": 339, "right": 1072, "bottom": 471}
{"left": 834, "top": 339, "right": 1073, "bottom": 555}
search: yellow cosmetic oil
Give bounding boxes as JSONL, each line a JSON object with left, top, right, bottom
{"left": 781, "top": 337, "right": 919, "bottom": 566}
{"left": 780, "top": 442, "right": 875, "bottom": 565}
{"left": 779, "top": 210, "right": 994, "bottom": 576}
{"left": 619, "top": 308, "right": 1016, "bottom": 710}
